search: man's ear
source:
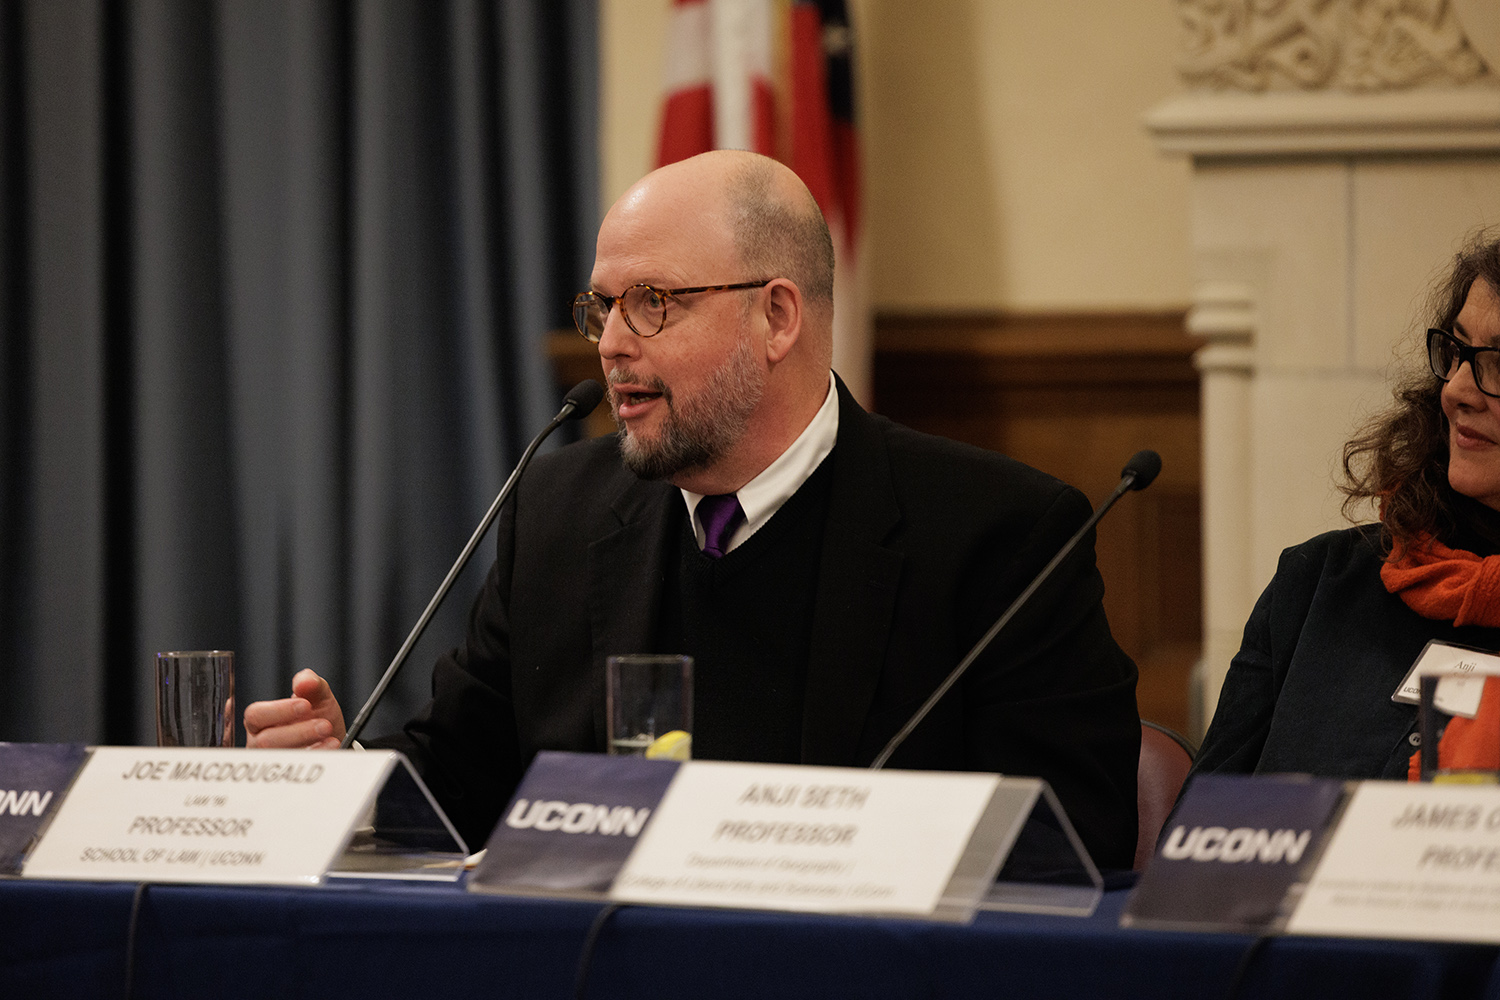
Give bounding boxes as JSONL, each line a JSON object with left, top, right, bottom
{"left": 762, "top": 279, "right": 803, "bottom": 364}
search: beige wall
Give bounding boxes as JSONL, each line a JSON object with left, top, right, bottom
{"left": 599, "top": 0, "right": 1193, "bottom": 313}
{"left": 599, "top": 0, "right": 670, "bottom": 217}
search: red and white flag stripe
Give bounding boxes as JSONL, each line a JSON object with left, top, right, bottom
{"left": 657, "top": 0, "right": 776, "bottom": 163}
{"left": 655, "top": 0, "right": 870, "bottom": 403}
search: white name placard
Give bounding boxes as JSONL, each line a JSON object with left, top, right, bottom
{"left": 1288, "top": 781, "right": 1500, "bottom": 942}
{"left": 23, "top": 748, "right": 400, "bottom": 885}
{"left": 608, "top": 761, "right": 1006, "bottom": 918}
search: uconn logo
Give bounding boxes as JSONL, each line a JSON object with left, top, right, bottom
{"left": 1160, "top": 825, "right": 1312, "bottom": 864}
{"left": 503, "top": 798, "right": 651, "bottom": 837}
{"left": 0, "top": 789, "right": 53, "bottom": 818}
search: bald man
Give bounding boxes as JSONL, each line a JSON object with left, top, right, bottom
{"left": 244, "top": 151, "right": 1141, "bottom": 870}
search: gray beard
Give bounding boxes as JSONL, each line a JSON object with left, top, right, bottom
{"left": 612, "top": 335, "right": 766, "bottom": 482}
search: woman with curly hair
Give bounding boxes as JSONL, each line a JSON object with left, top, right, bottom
{"left": 1192, "top": 230, "right": 1500, "bottom": 781}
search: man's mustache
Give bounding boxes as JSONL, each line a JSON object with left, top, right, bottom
{"left": 607, "top": 369, "right": 673, "bottom": 406}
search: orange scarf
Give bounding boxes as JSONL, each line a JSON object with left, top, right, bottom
{"left": 1381, "top": 534, "right": 1500, "bottom": 779}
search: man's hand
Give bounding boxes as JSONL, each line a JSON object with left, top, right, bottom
{"left": 244, "top": 669, "right": 347, "bottom": 749}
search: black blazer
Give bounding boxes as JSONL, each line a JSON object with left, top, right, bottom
{"left": 379, "top": 378, "right": 1140, "bottom": 869}
{"left": 1193, "top": 525, "right": 1500, "bottom": 783}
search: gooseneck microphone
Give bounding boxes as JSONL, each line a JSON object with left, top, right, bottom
{"left": 341, "top": 379, "right": 606, "bottom": 747}
{"left": 869, "top": 449, "right": 1162, "bottom": 770}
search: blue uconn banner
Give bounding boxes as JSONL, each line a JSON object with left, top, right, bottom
{"left": 471, "top": 752, "right": 680, "bottom": 895}
{"left": 0, "top": 743, "right": 89, "bottom": 874}
{"left": 1122, "top": 774, "right": 1345, "bottom": 932}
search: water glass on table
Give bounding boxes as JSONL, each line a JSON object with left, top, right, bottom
{"left": 155, "top": 650, "right": 236, "bottom": 747}
{"left": 606, "top": 654, "right": 692, "bottom": 760}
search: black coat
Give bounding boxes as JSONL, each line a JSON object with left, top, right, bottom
{"left": 377, "top": 378, "right": 1141, "bottom": 869}
{"left": 1192, "top": 524, "right": 1500, "bottom": 783}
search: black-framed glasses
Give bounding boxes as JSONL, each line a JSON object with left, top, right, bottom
{"left": 1428, "top": 328, "right": 1500, "bottom": 398}
{"left": 572, "top": 280, "right": 772, "bottom": 342}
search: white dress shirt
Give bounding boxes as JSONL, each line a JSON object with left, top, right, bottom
{"left": 680, "top": 372, "right": 839, "bottom": 554}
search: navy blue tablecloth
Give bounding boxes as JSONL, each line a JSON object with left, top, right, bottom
{"left": 4, "top": 877, "right": 1500, "bottom": 1000}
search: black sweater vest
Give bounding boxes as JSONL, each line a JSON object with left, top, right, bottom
{"left": 655, "top": 456, "right": 836, "bottom": 763}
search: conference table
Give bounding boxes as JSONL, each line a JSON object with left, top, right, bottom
{"left": 4, "top": 874, "right": 1500, "bottom": 999}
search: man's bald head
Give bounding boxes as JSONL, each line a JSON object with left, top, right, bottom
{"left": 716, "top": 153, "right": 835, "bottom": 311}
{"left": 607, "top": 149, "right": 833, "bottom": 299}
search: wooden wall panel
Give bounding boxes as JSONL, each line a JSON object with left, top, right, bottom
{"left": 549, "top": 335, "right": 623, "bottom": 440}
{"left": 874, "top": 312, "right": 1200, "bottom": 736}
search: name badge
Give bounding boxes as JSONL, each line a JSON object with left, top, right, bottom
{"left": 23, "top": 747, "right": 464, "bottom": 885}
{"left": 1288, "top": 781, "right": 1500, "bottom": 942}
{"left": 1391, "top": 640, "right": 1500, "bottom": 719}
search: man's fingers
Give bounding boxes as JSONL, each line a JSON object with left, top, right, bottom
{"left": 290, "top": 669, "right": 334, "bottom": 707}
{"left": 285, "top": 668, "right": 347, "bottom": 742}
{"left": 243, "top": 696, "right": 311, "bottom": 736}
{"left": 245, "top": 717, "right": 335, "bottom": 749}
{"left": 244, "top": 670, "right": 347, "bottom": 748}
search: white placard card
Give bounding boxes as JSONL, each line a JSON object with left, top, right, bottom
{"left": 608, "top": 761, "right": 1010, "bottom": 921}
{"left": 1288, "top": 782, "right": 1500, "bottom": 942}
{"left": 1390, "top": 640, "right": 1500, "bottom": 717}
{"left": 470, "top": 753, "right": 1101, "bottom": 922}
{"left": 23, "top": 747, "right": 465, "bottom": 885}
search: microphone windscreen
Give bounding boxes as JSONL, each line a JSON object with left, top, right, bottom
{"left": 562, "top": 380, "right": 606, "bottom": 420}
{"left": 1122, "top": 449, "right": 1162, "bottom": 491}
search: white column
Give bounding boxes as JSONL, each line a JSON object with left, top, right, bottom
{"left": 1189, "top": 283, "right": 1254, "bottom": 726}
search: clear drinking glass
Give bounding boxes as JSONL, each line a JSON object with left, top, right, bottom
{"left": 155, "top": 650, "right": 236, "bottom": 747}
{"left": 606, "top": 654, "right": 693, "bottom": 759}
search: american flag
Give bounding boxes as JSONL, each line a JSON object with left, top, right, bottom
{"left": 655, "top": 0, "right": 870, "bottom": 403}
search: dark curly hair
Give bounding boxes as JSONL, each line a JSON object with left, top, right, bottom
{"left": 1342, "top": 229, "right": 1500, "bottom": 555}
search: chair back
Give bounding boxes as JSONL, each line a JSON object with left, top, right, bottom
{"left": 1135, "top": 720, "right": 1196, "bottom": 871}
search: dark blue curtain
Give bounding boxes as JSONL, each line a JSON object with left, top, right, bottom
{"left": 0, "top": 0, "right": 598, "bottom": 745}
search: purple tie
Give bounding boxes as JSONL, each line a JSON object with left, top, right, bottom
{"left": 697, "top": 493, "right": 745, "bottom": 559}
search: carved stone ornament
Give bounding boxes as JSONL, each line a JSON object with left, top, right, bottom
{"left": 1178, "top": 0, "right": 1495, "bottom": 92}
